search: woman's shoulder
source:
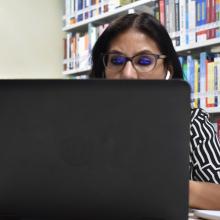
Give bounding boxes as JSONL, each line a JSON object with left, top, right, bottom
{"left": 190, "top": 108, "right": 210, "bottom": 123}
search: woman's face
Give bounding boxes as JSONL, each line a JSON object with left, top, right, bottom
{"left": 105, "top": 28, "right": 168, "bottom": 79}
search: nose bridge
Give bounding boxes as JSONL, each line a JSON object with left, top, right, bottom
{"left": 120, "top": 60, "right": 138, "bottom": 79}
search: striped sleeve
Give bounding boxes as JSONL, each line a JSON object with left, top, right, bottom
{"left": 189, "top": 108, "right": 220, "bottom": 183}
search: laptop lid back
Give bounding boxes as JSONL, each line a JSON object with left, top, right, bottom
{"left": 0, "top": 80, "right": 190, "bottom": 220}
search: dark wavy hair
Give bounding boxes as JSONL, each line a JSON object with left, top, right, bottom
{"left": 90, "top": 12, "right": 183, "bottom": 79}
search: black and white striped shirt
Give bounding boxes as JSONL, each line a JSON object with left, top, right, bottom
{"left": 190, "top": 108, "right": 220, "bottom": 183}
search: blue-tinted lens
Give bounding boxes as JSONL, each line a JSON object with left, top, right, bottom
{"left": 137, "top": 55, "right": 153, "bottom": 65}
{"left": 111, "top": 56, "right": 127, "bottom": 65}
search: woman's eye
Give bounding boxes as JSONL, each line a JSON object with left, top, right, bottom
{"left": 111, "top": 56, "right": 126, "bottom": 65}
{"left": 137, "top": 56, "right": 153, "bottom": 65}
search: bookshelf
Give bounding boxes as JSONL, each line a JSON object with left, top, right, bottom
{"left": 63, "top": 0, "right": 155, "bottom": 78}
{"left": 63, "top": 0, "right": 220, "bottom": 115}
{"left": 63, "top": 0, "right": 154, "bottom": 32}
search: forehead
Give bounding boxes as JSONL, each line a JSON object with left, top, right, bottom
{"left": 108, "top": 28, "right": 161, "bottom": 54}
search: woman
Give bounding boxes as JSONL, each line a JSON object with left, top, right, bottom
{"left": 90, "top": 12, "right": 220, "bottom": 209}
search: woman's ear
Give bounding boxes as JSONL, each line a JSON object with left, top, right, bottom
{"left": 165, "top": 70, "right": 171, "bottom": 80}
{"left": 166, "top": 66, "right": 174, "bottom": 79}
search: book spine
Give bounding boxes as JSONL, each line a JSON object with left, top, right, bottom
{"left": 214, "top": 57, "right": 220, "bottom": 107}
{"left": 207, "top": 0, "right": 212, "bottom": 39}
{"left": 63, "top": 38, "right": 67, "bottom": 71}
{"left": 211, "top": 0, "right": 217, "bottom": 38}
{"left": 201, "top": 0, "right": 207, "bottom": 25}
{"left": 179, "top": 0, "right": 186, "bottom": 46}
{"left": 175, "top": 0, "right": 180, "bottom": 31}
{"left": 214, "top": 60, "right": 218, "bottom": 106}
{"left": 196, "top": 0, "right": 201, "bottom": 26}
{"left": 165, "top": 0, "right": 170, "bottom": 32}
{"left": 185, "top": 0, "right": 189, "bottom": 45}
{"left": 188, "top": 0, "right": 196, "bottom": 44}
{"left": 206, "top": 61, "right": 215, "bottom": 107}
{"left": 187, "top": 55, "right": 195, "bottom": 98}
{"left": 217, "top": 119, "right": 220, "bottom": 140}
{"left": 169, "top": 0, "right": 175, "bottom": 33}
{"left": 217, "top": 0, "right": 220, "bottom": 36}
{"left": 159, "top": 0, "right": 166, "bottom": 25}
{"left": 194, "top": 59, "right": 200, "bottom": 108}
{"left": 199, "top": 52, "right": 207, "bottom": 108}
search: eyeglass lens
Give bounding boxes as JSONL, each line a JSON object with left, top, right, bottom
{"left": 104, "top": 54, "right": 156, "bottom": 73}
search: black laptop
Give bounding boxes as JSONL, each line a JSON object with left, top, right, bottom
{"left": 0, "top": 80, "right": 190, "bottom": 220}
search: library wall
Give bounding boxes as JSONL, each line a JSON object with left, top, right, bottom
{"left": 0, "top": 0, "right": 65, "bottom": 79}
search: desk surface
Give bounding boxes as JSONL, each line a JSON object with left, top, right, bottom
{"left": 189, "top": 210, "right": 220, "bottom": 220}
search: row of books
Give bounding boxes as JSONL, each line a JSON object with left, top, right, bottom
{"left": 64, "top": 0, "right": 136, "bottom": 26}
{"left": 155, "top": 0, "right": 220, "bottom": 47}
{"left": 63, "top": 23, "right": 109, "bottom": 71}
{"left": 179, "top": 52, "right": 220, "bottom": 109}
{"left": 64, "top": 0, "right": 220, "bottom": 49}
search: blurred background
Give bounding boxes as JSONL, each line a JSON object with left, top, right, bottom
{"left": 0, "top": 0, "right": 64, "bottom": 79}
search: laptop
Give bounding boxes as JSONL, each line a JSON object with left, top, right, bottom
{"left": 0, "top": 80, "right": 190, "bottom": 220}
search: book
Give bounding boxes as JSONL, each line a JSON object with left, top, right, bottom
{"left": 159, "top": 0, "right": 165, "bottom": 25}
{"left": 188, "top": 0, "right": 196, "bottom": 44}
{"left": 216, "top": 119, "right": 220, "bottom": 140}
{"left": 206, "top": 61, "right": 215, "bottom": 107}
{"left": 199, "top": 52, "right": 207, "bottom": 108}
{"left": 194, "top": 59, "right": 200, "bottom": 108}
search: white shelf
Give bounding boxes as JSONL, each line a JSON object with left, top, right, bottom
{"left": 202, "top": 107, "right": 220, "bottom": 114}
{"left": 63, "top": 67, "right": 91, "bottom": 75}
{"left": 169, "top": 21, "right": 220, "bottom": 52}
{"left": 63, "top": 0, "right": 154, "bottom": 32}
{"left": 192, "top": 91, "right": 220, "bottom": 113}
{"left": 175, "top": 37, "right": 220, "bottom": 52}
{"left": 192, "top": 91, "right": 220, "bottom": 99}
{"left": 170, "top": 21, "right": 220, "bottom": 39}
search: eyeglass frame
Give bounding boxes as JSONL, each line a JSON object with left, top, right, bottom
{"left": 101, "top": 52, "right": 167, "bottom": 74}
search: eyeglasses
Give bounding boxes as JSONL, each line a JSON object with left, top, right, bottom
{"left": 102, "top": 53, "right": 167, "bottom": 74}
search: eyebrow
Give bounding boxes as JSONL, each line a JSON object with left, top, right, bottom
{"left": 108, "top": 49, "right": 157, "bottom": 55}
